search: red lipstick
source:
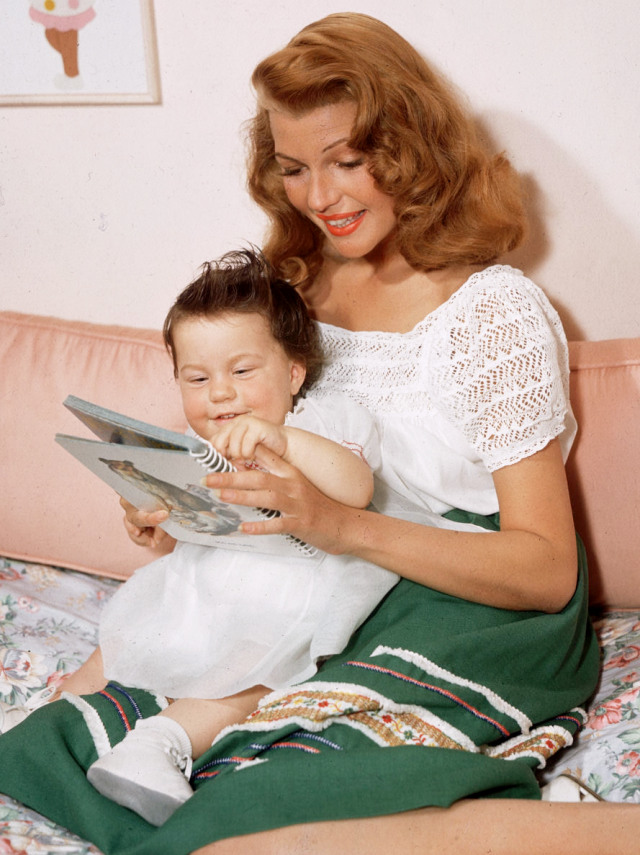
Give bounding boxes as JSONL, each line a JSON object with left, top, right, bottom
{"left": 316, "top": 210, "right": 365, "bottom": 236}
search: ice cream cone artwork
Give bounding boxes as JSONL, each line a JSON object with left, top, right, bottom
{"left": 29, "top": 0, "right": 97, "bottom": 89}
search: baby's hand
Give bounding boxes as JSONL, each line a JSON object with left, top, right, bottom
{"left": 120, "top": 496, "right": 171, "bottom": 548}
{"left": 210, "top": 415, "right": 288, "bottom": 464}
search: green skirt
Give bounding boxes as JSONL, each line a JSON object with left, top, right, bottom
{"left": 0, "top": 515, "right": 599, "bottom": 855}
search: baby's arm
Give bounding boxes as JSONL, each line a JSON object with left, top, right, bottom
{"left": 281, "top": 425, "right": 373, "bottom": 507}
{"left": 211, "top": 416, "right": 374, "bottom": 508}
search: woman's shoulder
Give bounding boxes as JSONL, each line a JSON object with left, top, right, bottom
{"left": 425, "top": 264, "right": 568, "bottom": 357}
{"left": 423, "top": 265, "right": 575, "bottom": 470}
{"left": 428, "top": 264, "right": 562, "bottom": 330}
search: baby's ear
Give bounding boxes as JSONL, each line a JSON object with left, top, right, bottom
{"left": 290, "top": 361, "right": 307, "bottom": 395}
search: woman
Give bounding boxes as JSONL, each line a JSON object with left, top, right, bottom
{"left": 0, "top": 12, "right": 635, "bottom": 855}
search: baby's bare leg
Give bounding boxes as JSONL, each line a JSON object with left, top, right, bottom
{"left": 54, "top": 648, "right": 108, "bottom": 699}
{"left": 159, "top": 685, "right": 269, "bottom": 758}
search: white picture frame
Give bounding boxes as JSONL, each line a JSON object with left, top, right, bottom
{"left": 0, "top": 1, "right": 161, "bottom": 106}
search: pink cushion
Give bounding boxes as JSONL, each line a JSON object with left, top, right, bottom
{"left": 0, "top": 312, "right": 187, "bottom": 579}
{"left": 567, "top": 338, "right": 640, "bottom": 608}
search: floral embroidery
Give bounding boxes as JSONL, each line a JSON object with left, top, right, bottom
{"left": 345, "top": 658, "right": 511, "bottom": 737}
{"left": 484, "top": 725, "right": 573, "bottom": 769}
{"left": 248, "top": 685, "right": 379, "bottom": 724}
{"left": 241, "top": 682, "right": 478, "bottom": 751}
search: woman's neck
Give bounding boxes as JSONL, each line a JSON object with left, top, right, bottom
{"left": 302, "top": 252, "right": 486, "bottom": 333}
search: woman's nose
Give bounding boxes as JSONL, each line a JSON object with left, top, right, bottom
{"left": 307, "top": 169, "right": 341, "bottom": 213}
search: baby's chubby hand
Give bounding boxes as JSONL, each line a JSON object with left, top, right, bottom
{"left": 120, "top": 496, "right": 172, "bottom": 548}
{"left": 209, "top": 415, "right": 288, "bottom": 464}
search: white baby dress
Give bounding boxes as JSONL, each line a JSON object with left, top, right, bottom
{"left": 99, "top": 393, "right": 399, "bottom": 699}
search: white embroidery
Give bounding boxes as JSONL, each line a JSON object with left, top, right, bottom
{"left": 61, "top": 691, "right": 111, "bottom": 758}
{"left": 372, "top": 644, "right": 533, "bottom": 735}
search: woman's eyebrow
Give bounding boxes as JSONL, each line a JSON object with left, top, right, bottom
{"left": 321, "top": 137, "right": 350, "bottom": 153}
{"left": 274, "top": 137, "right": 351, "bottom": 161}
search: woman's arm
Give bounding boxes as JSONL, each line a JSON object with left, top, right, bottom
{"left": 205, "top": 438, "right": 576, "bottom": 613}
{"left": 193, "top": 799, "right": 640, "bottom": 855}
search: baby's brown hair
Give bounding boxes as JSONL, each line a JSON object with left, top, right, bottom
{"left": 163, "top": 248, "right": 323, "bottom": 394}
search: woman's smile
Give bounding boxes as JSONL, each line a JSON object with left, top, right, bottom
{"left": 316, "top": 210, "right": 366, "bottom": 236}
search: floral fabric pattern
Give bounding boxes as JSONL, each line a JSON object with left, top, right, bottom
{"left": 540, "top": 610, "right": 640, "bottom": 802}
{"left": 0, "top": 793, "right": 102, "bottom": 854}
{"left": 0, "top": 557, "right": 118, "bottom": 852}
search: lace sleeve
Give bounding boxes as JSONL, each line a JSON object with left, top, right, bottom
{"left": 426, "top": 269, "right": 572, "bottom": 471}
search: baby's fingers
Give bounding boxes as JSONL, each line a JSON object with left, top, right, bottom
{"left": 119, "top": 496, "right": 169, "bottom": 528}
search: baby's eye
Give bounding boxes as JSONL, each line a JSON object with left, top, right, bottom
{"left": 234, "top": 367, "right": 255, "bottom": 376}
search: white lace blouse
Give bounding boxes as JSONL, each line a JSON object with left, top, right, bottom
{"left": 313, "top": 265, "right": 576, "bottom": 520}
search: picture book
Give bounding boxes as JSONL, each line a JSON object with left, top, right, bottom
{"left": 56, "top": 395, "right": 316, "bottom": 557}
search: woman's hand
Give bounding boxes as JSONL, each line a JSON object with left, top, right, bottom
{"left": 120, "top": 497, "right": 176, "bottom": 550}
{"left": 203, "top": 444, "right": 364, "bottom": 555}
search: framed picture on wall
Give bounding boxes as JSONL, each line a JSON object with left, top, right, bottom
{"left": 0, "top": 0, "right": 161, "bottom": 105}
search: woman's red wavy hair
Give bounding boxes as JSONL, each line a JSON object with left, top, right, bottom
{"left": 247, "top": 13, "right": 527, "bottom": 285}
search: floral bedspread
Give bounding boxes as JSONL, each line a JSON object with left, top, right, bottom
{"left": 0, "top": 556, "right": 118, "bottom": 853}
{"left": 1, "top": 556, "right": 640, "bottom": 851}
{"left": 540, "top": 608, "right": 640, "bottom": 801}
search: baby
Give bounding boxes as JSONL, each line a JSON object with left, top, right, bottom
{"left": 86, "top": 249, "right": 399, "bottom": 824}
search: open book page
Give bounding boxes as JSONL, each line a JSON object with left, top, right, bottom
{"left": 57, "top": 395, "right": 316, "bottom": 557}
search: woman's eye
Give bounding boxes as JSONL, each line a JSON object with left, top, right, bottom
{"left": 280, "top": 166, "right": 303, "bottom": 177}
{"left": 338, "top": 158, "right": 364, "bottom": 169}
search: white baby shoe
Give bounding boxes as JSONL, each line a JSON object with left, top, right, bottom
{"left": 87, "top": 715, "right": 194, "bottom": 826}
{"left": 0, "top": 685, "right": 58, "bottom": 734}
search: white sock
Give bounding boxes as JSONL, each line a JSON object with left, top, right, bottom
{"left": 135, "top": 715, "right": 193, "bottom": 768}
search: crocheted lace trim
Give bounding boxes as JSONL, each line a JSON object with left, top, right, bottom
{"left": 314, "top": 266, "right": 570, "bottom": 471}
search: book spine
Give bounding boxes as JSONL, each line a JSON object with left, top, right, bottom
{"left": 190, "top": 442, "right": 236, "bottom": 474}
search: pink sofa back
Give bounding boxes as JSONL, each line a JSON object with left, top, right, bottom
{"left": 0, "top": 312, "right": 186, "bottom": 580}
{"left": 1, "top": 310, "right": 639, "bottom": 606}
{"left": 565, "top": 338, "right": 640, "bottom": 607}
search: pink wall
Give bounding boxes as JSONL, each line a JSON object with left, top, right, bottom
{"left": 2, "top": 0, "right": 639, "bottom": 341}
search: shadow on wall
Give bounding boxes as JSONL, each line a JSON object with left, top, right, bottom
{"left": 476, "top": 113, "right": 640, "bottom": 342}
